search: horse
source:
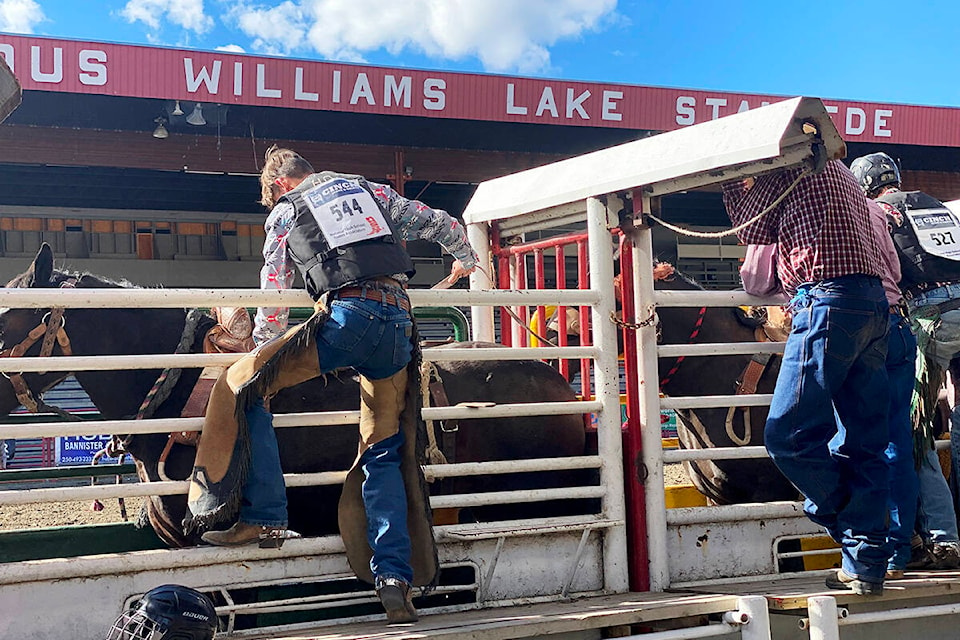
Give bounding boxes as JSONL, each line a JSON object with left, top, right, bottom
{"left": 0, "top": 244, "right": 590, "bottom": 546}
{"left": 654, "top": 269, "right": 798, "bottom": 504}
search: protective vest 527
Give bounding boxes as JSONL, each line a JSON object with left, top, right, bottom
{"left": 877, "top": 190, "right": 960, "bottom": 291}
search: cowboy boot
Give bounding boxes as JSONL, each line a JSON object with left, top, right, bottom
{"left": 201, "top": 522, "right": 301, "bottom": 548}
{"left": 375, "top": 576, "right": 418, "bottom": 623}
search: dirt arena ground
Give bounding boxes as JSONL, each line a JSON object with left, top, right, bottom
{"left": 0, "top": 496, "right": 145, "bottom": 530}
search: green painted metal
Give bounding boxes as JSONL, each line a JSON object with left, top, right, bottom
{"left": 0, "top": 522, "right": 165, "bottom": 563}
{"left": 413, "top": 306, "right": 469, "bottom": 342}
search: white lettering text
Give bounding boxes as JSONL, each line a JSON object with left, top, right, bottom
{"left": 350, "top": 73, "right": 375, "bottom": 105}
{"left": 31, "top": 45, "right": 62, "bottom": 83}
{"left": 423, "top": 78, "right": 445, "bottom": 110}
{"left": 601, "top": 90, "right": 622, "bottom": 121}
{"left": 256, "top": 63, "right": 281, "bottom": 98}
{"left": 294, "top": 67, "right": 318, "bottom": 101}
{"left": 384, "top": 75, "right": 411, "bottom": 108}
{"left": 566, "top": 88, "right": 590, "bottom": 120}
{"left": 78, "top": 49, "right": 106, "bottom": 86}
{"left": 506, "top": 83, "right": 527, "bottom": 115}
{"left": 184, "top": 58, "right": 221, "bottom": 93}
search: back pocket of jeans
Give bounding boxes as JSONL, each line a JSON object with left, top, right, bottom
{"left": 392, "top": 319, "right": 414, "bottom": 368}
{"left": 320, "top": 303, "right": 373, "bottom": 352}
{"left": 824, "top": 307, "right": 877, "bottom": 364}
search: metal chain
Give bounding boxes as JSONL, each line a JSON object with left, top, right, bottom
{"left": 609, "top": 308, "right": 657, "bottom": 331}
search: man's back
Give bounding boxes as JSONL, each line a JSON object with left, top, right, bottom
{"left": 723, "top": 160, "right": 882, "bottom": 295}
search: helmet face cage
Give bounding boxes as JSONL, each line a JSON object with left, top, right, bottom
{"left": 105, "top": 609, "right": 166, "bottom": 640}
{"left": 106, "top": 585, "right": 218, "bottom": 640}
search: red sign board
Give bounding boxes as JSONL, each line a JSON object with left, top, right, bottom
{"left": 1, "top": 33, "right": 958, "bottom": 147}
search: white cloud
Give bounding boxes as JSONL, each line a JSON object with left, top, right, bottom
{"left": 229, "top": 0, "right": 617, "bottom": 73}
{"left": 215, "top": 43, "right": 246, "bottom": 52}
{"left": 121, "top": 0, "right": 214, "bottom": 34}
{"left": 230, "top": 1, "right": 307, "bottom": 56}
{"left": 0, "top": 0, "right": 46, "bottom": 33}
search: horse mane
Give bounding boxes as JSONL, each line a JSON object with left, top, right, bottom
{"left": 64, "top": 270, "right": 133, "bottom": 289}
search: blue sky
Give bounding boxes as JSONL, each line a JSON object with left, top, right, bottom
{"left": 2, "top": 0, "right": 959, "bottom": 108}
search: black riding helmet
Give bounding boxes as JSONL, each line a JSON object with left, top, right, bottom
{"left": 105, "top": 584, "right": 219, "bottom": 640}
{"left": 850, "top": 152, "right": 901, "bottom": 198}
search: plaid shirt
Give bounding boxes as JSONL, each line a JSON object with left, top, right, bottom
{"left": 722, "top": 160, "right": 883, "bottom": 296}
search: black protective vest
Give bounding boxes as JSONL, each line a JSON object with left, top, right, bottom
{"left": 877, "top": 190, "right": 960, "bottom": 291}
{"left": 279, "top": 172, "right": 415, "bottom": 299}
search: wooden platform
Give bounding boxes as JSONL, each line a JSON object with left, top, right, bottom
{"left": 675, "top": 569, "right": 960, "bottom": 610}
{"left": 259, "top": 592, "right": 740, "bottom": 640}
{"left": 255, "top": 571, "right": 960, "bottom": 639}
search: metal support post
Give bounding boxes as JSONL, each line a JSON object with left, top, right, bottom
{"left": 807, "top": 596, "right": 841, "bottom": 640}
{"left": 587, "top": 196, "right": 629, "bottom": 592}
{"left": 467, "top": 220, "right": 495, "bottom": 342}
{"left": 737, "top": 596, "right": 771, "bottom": 640}
{"left": 632, "top": 194, "right": 670, "bottom": 591}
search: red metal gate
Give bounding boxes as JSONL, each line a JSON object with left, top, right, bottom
{"left": 489, "top": 223, "right": 650, "bottom": 590}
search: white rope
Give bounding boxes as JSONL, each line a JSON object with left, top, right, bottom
{"left": 646, "top": 169, "right": 810, "bottom": 239}
{"left": 724, "top": 406, "right": 752, "bottom": 446}
{"left": 420, "top": 361, "right": 449, "bottom": 467}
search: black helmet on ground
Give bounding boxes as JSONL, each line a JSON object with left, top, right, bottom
{"left": 850, "top": 152, "right": 901, "bottom": 197}
{"left": 105, "top": 584, "right": 219, "bottom": 640}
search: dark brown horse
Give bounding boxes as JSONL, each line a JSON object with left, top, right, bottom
{"left": 0, "top": 244, "right": 590, "bottom": 546}
{"left": 654, "top": 270, "right": 797, "bottom": 504}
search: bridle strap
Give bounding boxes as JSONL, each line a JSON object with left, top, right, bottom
{"left": 0, "top": 303, "right": 79, "bottom": 421}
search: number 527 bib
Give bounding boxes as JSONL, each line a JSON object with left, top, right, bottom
{"left": 301, "top": 178, "right": 391, "bottom": 249}
{"left": 906, "top": 206, "right": 960, "bottom": 260}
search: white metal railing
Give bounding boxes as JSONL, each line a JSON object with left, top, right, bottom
{"left": 801, "top": 595, "right": 960, "bottom": 639}
{"left": 0, "top": 200, "right": 629, "bottom": 617}
{"left": 641, "top": 273, "right": 959, "bottom": 591}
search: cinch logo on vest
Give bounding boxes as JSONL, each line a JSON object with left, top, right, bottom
{"left": 912, "top": 210, "right": 957, "bottom": 231}
{"left": 320, "top": 180, "right": 363, "bottom": 197}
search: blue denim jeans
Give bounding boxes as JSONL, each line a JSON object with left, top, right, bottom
{"left": 240, "top": 286, "right": 414, "bottom": 582}
{"left": 883, "top": 314, "right": 920, "bottom": 570}
{"left": 907, "top": 282, "right": 960, "bottom": 369}
{"left": 765, "top": 275, "right": 891, "bottom": 583}
{"left": 919, "top": 436, "right": 959, "bottom": 543}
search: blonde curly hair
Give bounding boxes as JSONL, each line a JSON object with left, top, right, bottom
{"left": 259, "top": 145, "right": 315, "bottom": 209}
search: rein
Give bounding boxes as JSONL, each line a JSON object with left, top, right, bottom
{"left": 658, "top": 305, "right": 707, "bottom": 389}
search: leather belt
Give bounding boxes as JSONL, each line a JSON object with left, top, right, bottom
{"left": 336, "top": 283, "right": 411, "bottom": 312}
{"left": 890, "top": 303, "right": 909, "bottom": 317}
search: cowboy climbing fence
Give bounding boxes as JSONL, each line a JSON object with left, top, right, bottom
{"left": 0, "top": 225, "right": 627, "bottom": 640}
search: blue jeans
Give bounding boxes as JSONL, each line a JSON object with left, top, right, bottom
{"left": 907, "top": 282, "right": 960, "bottom": 369}
{"left": 883, "top": 314, "right": 919, "bottom": 570}
{"left": 241, "top": 287, "right": 415, "bottom": 582}
{"left": 765, "top": 275, "right": 891, "bottom": 583}
{"left": 918, "top": 439, "right": 959, "bottom": 543}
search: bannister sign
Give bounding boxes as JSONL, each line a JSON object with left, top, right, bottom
{"left": 2, "top": 33, "right": 959, "bottom": 146}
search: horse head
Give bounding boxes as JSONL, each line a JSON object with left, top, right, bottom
{"left": 0, "top": 244, "right": 83, "bottom": 416}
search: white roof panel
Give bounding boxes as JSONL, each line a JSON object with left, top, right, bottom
{"left": 463, "top": 97, "right": 845, "bottom": 225}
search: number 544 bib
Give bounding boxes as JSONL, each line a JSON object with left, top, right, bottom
{"left": 301, "top": 178, "right": 391, "bottom": 249}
